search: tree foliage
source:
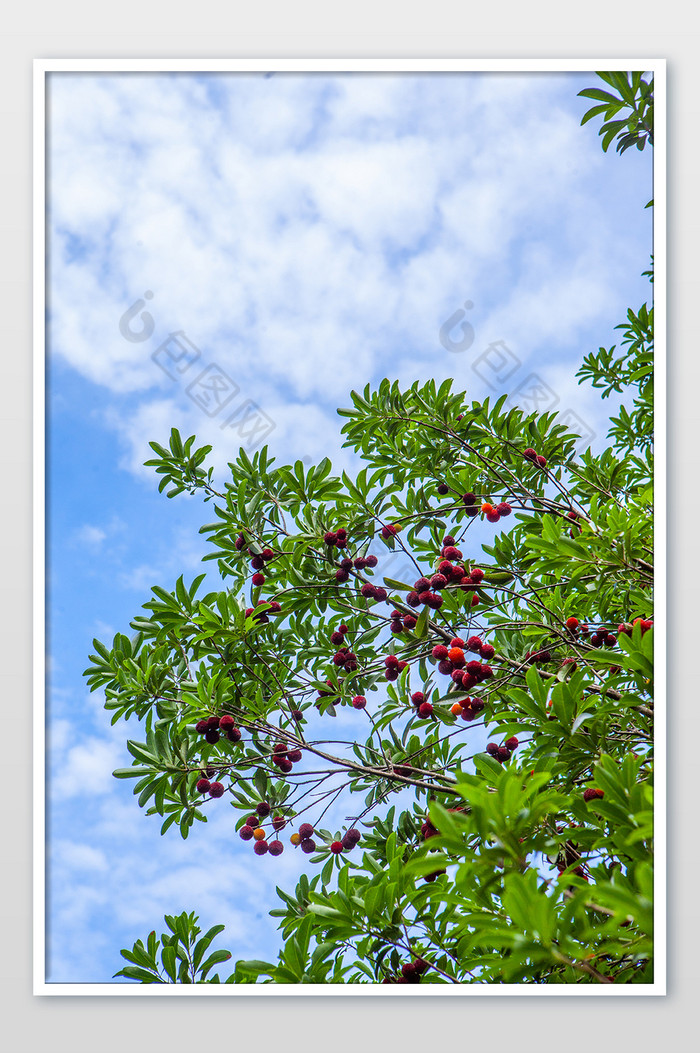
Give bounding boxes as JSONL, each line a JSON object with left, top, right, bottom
{"left": 86, "top": 73, "right": 655, "bottom": 986}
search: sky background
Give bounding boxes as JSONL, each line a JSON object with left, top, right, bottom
{"left": 46, "top": 70, "right": 653, "bottom": 982}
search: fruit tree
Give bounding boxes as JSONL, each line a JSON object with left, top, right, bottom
{"left": 83, "top": 72, "right": 655, "bottom": 985}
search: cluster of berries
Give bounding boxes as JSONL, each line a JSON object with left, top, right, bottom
{"left": 460, "top": 491, "right": 480, "bottom": 516}
{"left": 196, "top": 774, "right": 225, "bottom": 798}
{"left": 525, "top": 648, "right": 552, "bottom": 664}
{"left": 431, "top": 638, "right": 494, "bottom": 690}
{"left": 330, "top": 827, "right": 361, "bottom": 854}
{"left": 523, "top": 447, "right": 548, "bottom": 468}
{"left": 324, "top": 527, "right": 348, "bottom": 549}
{"left": 410, "top": 691, "right": 433, "bottom": 719}
{"left": 486, "top": 736, "right": 519, "bottom": 764}
{"left": 384, "top": 654, "right": 409, "bottom": 681}
{"left": 271, "top": 740, "right": 303, "bottom": 774}
{"left": 589, "top": 630, "right": 618, "bottom": 648}
{"left": 194, "top": 714, "right": 242, "bottom": 745}
{"left": 583, "top": 787, "right": 605, "bottom": 802}
{"left": 390, "top": 608, "right": 417, "bottom": 634}
{"left": 619, "top": 617, "right": 653, "bottom": 636}
{"left": 449, "top": 696, "right": 485, "bottom": 721}
{"left": 249, "top": 546, "right": 275, "bottom": 587}
{"left": 332, "top": 645, "right": 359, "bottom": 672}
{"left": 290, "top": 822, "right": 317, "bottom": 853}
{"left": 239, "top": 805, "right": 286, "bottom": 856}
{"left": 360, "top": 582, "right": 388, "bottom": 603}
{"left": 382, "top": 958, "right": 430, "bottom": 983}
{"left": 244, "top": 599, "right": 282, "bottom": 623}
{"left": 480, "top": 500, "right": 512, "bottom": 523}
{"left": 335, "top": 555, "right": 379, "bottom": 583}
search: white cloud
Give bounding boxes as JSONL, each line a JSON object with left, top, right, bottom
{"left": 51, "top": 737, "right": 123, "bottom": 799}
{"left": 47, "top": 71, "right": 651, "bottom": 481}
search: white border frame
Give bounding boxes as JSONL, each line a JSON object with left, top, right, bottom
{"left": 33, "top": 56, "right": 666, "bottom": 996}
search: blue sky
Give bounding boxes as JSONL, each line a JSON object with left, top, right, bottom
{"left": 46, "top": 70, "right": 652, "bottom": 982}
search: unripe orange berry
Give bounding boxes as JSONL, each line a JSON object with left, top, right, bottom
{"left": 253, "top": 827, "right": 266, "bottom": 841}
{"left": 450, "top": 702, "right": 464, "bottom": 716}
{"left": 481, "top": 502, "right": 495, "bottom": 514}
{"left": 448, "top": 646, "right": 465, "bottom": 665}
{"left": 290, "top": 832, "right": 301, "bottom": 846}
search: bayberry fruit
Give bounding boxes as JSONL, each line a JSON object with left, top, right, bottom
{"left": 209, "top": 782, "right": 225, "bottom": 798}
{"left": 196, "top": 778, "right": 211, "bottom": 794}
{"left": 268, "top": 840, "right": 284, "bottom": 856}
{"left": 239, "top": 826, "right": 254, "bottom": 841}
{"left": 254, "top": 840, "right": 268, "bottom": 855}
{"left": 330, "top": 841, "right": 344, "bottom": 854}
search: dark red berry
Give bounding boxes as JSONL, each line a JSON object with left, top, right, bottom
{"left": 299, "top": 823, "right": 314, "bottom": 840}
{"left": 496, "top": 502, "right": 512, "bottom": 516}
{"left": 432, "top": 645, "right": 449, "bottom": 660}
{"left": 523, "top": 448, "right": 537, "bottom": 460}
{"left": 462, "top": 492, "right": 477, "bottom": 505}
{"left": 583, "top": 788, "right": 605, "bottom": 802}
{"left": 352, "top": 695, "right": 367, "bottom": 709}
{"left": 219, "top": 715, "right": 235, "bottom": 730}
{"left": 324, "top": 531, "right": 337, "bottom": 544}
{"left": 335, "top": 569, "right": 349, "bottom": 583}
{"left": 366, "top": 555, "right": 378, "bottom": 568}
{"left": 330, "top": 841, "right": 344, "bottom": 854}
{"left": 207, "top": 716, "right": 221, "bottom": 729}
{"left": 209, "top": 782, "right": 225, "bottom": 798}
{"left": 287, "top": 749, "right": 302, "bottom": 763}
{"left": 442, "top": 546, "right": 462, "bottom": 560}
{"left": 254, "top": 840, "right": 269, "bottom": 855}
{"left": 470, "top": 568, "right": 484, "bottom": 583}
{"left": 205, "top": 730, "right": 220, "bottom": 744}
{"left": 336, "top": 528, "right": 347, "bottom": 543}
{"left": 536, "top": 454, "right": 547, "bottom": 467}
{"left": 437, "top": 660, "right": 453, "bottom": 675}
{"left": 235, "top": 534, "right": 246, "bottom": 551}
{"left": 239, "top": 825, "right": 254, "bottom": 841}
{"left": 300, "top": 838, "right": 316, "bottom": 854}
{"left": 418, "top": 702, "right": 433, "bottom": 718}
{"left": 195, "top": 719, "right": 209, "bottom": 733}
{"left": 256, "top": 801, "right": 271, "bottom": 817}
{"left": 278, "top": 758, "right": 293, "bottom": 773}
{"left": 486, "top": 743, "right": 499, "bottom": 756}
{"left": 196, "top": 778, "right": 211, "bottom": 794}
{"left": 430, "top": 573, "right": 447, "bottom": 590}
{"left": 268, "top": 840, "right": 284, "bottom": 856}
{"left": 250, "top": 555, "right": 265, "bottom": 570}
{"left": 495, "top": 746, "right": 511, "bottom": 763}
{"left": 403, "top": 615, "right": 417, "bottom": 629}
{"left": 406, "top": 591, "right": 420, "bottom": 607}
{"left": 437, "top": 483, "right": 449, "bottom": 495}
{"left": 251, "top": 573, "right": 265, "bottom": 586}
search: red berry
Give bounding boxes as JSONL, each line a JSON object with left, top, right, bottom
{"left": 442, "top": 546, "right": 462, "bottom": 560}
{"left": 366, "top": 555, "right": 378, "bottom": 568}
{"left": 209, "top": 782, "right": 225, "bottom": 798}
{"left": 470, "top": 568, "right": 485, "bottom": 583}
{"left": 406, "top": 591, "right": 420, "bottom": 607}
{"left": 272, "top": 815, "right": 286, "bottom": 831}
{"left": 300, "top": 838, "right": 316, "bottom": 854}
{"left": 495, "top": 746, "right": 511, "bottom": 763}
{"left": 430, "top": 573, "right": 447, "bottom": 589}
{"left": 254, "top": 840, "right": 269, "bottom": 855}
{"left": 256, "top": 801, "right": 271, "bottom": 817}
{"left": 443, "top": 536, "right": 456, "bottom": 546}
{"left": 352, "top": 695, "right": 367, "bottom": 709}
{"left": 346, "top": 828, "right": 361, "bottom": 844}
{"left": 261, "top": 548, "right": 274, "bottom": 561}
{"left": 480, "top": 643, "right": 495, "bottom": 659}
{"left": 504, "top": 736, "right": 519, "bottom": 750}
{"left": 583, "top": 788, "right": 605, "bottom": 802}
{"left": 437, "top": 483, "right": 449, "bottom": 495}
{"left": 195, "top": 719, "right": 209, "bottom": 733}
{"left": 299, "top": 823, "right": 314, "bottom": 840}
{"left": 287, "top": 749, "right": 302, "bottom": 763}
{"left": 335, "top": 569, "right": 349, "bottom": 583}
{"left": 250, "top": 555, "right": 265, "bottom": 570}
{"left": 523, "top": 448, "right": 537, "bottom": 460}
{"left": 426, "top": 593, "right": 443, "bottom": 609}
{"left": 567, "top": 510, "right": 578, "bottom": 521}
{"left": 245, "top": 814, "right": 259, "bottom": 827}
{"left": 239, "top": 825, "right": 254, "bottom": 841}
{"left": 414, "top": 577, "right": 431, "bottom": 592}
{"left": 432, "top": 645, "right": 449, "bottom": 660}
{"left": 418, "top": 702, "right": 434, "bottom": 718}
{"left": 462, "top": 492, "right": 477, "bottom": 506}
{"left": 219, "top": 714, "right": 235, "bottom": 729}
{"left": 268, "top": 840, "right": 284, "bottom": 856}
{"left": 381, "top": 524, "right": 400, "bottom": 539}
{"left": 323, "top": 531, "right": 337, "bottom": 545}
{"left": 496, "top": 502, "right": 512, "bottom": 516}
{"left": 403, "top": 615, "right": 417, "bottom": 630}
{"left": 205, "top": 729, "right": 220, "bottom": 744}
{"left": 235, "top": 534, "right": 246, "bottom": 551}
{"left": 411, "top": 692, "right": 425, "bottom": 706}
{"left": 207, "top": 716, "right": 221, "bottom": 729}
{"left": 336, "top": 528, "right": 347, "bottom": 543}
{"left": 330, "top": 841, "right": 344, "bottom": 854}
{"left": 437, "top": 660, "right": 453, "bottom": 675}
{"left": 251, "top": 573, "right": 265, "bottom": 586}
{"left": 486, "top": 743, "right": 499, "bottom": 756}
{"left": 565, "top": 617, "right": 579, "bottom": 630}
{"left": 278, "top": 758, "right": 293, "bottom": 773}
{"left": 196, "top": 778, "right": 211, "bottom": 794}
{"left": 536, "top": 454, "right": 547, "bottom": 467}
